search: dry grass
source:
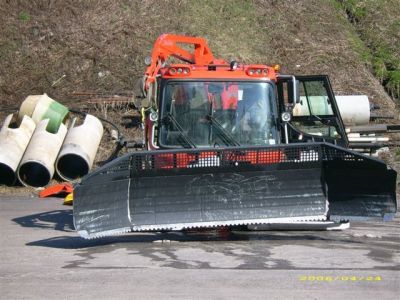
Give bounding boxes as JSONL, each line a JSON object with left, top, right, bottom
{"left": 0, "top": 0, "right": 397, "bottom": 112}
{"left": 0, "top": 0, "right": 399, "bottom": 192}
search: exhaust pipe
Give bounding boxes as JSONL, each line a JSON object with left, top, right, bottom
{"left": 18, "top": 119, "right": 67, "bottom": 187}
{"left": 18, "top": 94, "right": 69, "bottom": 133}
{"left": 56, "top": 114, "right": 103, "bottom": 181}
{"left": 0, "top": 114, "right": 36, "bottom": 185}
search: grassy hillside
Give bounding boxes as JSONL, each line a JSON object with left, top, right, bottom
{"left": 339, "top": 0, "right": 400, "bottom": 103}
{"left": 0, "top": 0, "right": 399, "bottom": 193}
{"left": 0, "top": 0, "right": 397, "bottom": 115}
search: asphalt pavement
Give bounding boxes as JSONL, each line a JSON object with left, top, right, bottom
{"left": 0, "top": 195, "right": 399, "bottom": 299}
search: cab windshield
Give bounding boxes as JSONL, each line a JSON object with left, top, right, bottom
{"left": 160, "top": 81, "right": 278, "bottom": 148}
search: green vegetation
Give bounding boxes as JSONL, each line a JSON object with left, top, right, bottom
{"left": 395, "top": 148, "right": 400, "bottom": 162}
{"left": 346, "top": 27, "right": 372, "bottom": 64}
{"left": 338, "top": 0, "right": 400, "bottom": 103}
{"left": 339, "top": 0, "right": 366, "bottom": 22}
{"left": 18, "top": 11, "right": 30, "bottom": 22}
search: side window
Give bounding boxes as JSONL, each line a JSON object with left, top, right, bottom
{"left": 294, "top": 81, "right": 333, "bottom": 116}
{"left": 292, "top": 80, "right": 339, "bottom": 139}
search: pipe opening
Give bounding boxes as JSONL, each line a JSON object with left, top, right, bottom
{"left": 57, "top": 154, "right": 89, "bottom": 180}
{"left": 18, "top": 162, "right": 51, "bottom": 187}
{"left": 0, "top": 163, "right": 16, "bottom": 186}
{"left": 6, "top": 113, "right": 21, "bottom": 129}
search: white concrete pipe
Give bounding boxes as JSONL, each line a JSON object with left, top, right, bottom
{"left": 335, "top": 95, "right": 370, "bottom": 126}
{"left": 293, "top": 95, "right": 370, "bottom": 126}
{"left": 56, "top": 114, "right": 103, "bottom": 181}
{"left": 0, "top": 114, "right": 36, "bottom": 185}
{"left": 18, "top": 119, "right": 67, "bottom": 187}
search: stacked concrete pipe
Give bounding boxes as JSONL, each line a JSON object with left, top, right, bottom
{"left": 15, "top": 94, "right": 69, "bottom": 187}
{"left": 1, "top": 94, "right": 105, "bottom": 187}
{"left": 17, "top": 119, "right": 68, "bottom": 187}
{"left": 0, "top": 114, "right": 36, "bottom": 185}
{"left": 56, "top": 114, "right": 103, "bottom": 181}
{"left": 19, "top": 94, "right": 69, "bottom": 133}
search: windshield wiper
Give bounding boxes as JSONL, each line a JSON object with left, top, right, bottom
{"left": 163, "top": 113, "right": 197, "bottom": 148}
{"left": 206, "top": 114, "right": 241, "bottom": 147}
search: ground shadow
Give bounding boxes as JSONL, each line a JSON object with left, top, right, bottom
{"left": 13, "top": 210, "right": 364, "bottom": 249}
{"left": 12, "top": 209, "right": 74, "bottom": 232}
{"left": 25, "top": 229, "right": 363, "bottom": 250}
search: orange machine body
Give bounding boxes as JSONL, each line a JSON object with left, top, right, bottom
{"left": 142, "top": 34, "right": 282, "bottom": 163}
{"left": 144, "top": 34, "right": 277, "bottom": 88}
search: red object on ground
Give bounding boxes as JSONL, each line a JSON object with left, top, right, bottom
{"left": 39, "top": 183, "right": 73, "bottom": 198}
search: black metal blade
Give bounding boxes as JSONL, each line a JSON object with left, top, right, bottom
{"left": 73, "top": 143, "right": 397, "bottom": 239}
{"left": 73, "top": 158, "right": 132, "bottom": 238}
{"left": 129, "top": 167, "right": 327, "bottom": 230}
{"left": 324, "top": 160, "right": 397, "bottom": 221}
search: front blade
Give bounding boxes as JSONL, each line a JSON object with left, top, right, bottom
{"left": 74, "top": 145, "right": 329, "bottom": 239}
{"left": 128, "top": 166, "right": 327, "bottom": 231}
{"left": 73, "top": 143, "right": 397, "bottom": 239}
{"left": 73, "top": 160, "right": 132, "bottom": 239}
{"left": 322, "top": 145, "right": 397, "bottom": 221}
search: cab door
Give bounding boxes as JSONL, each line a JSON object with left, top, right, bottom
{"left": 277, "top": 75, "right": 348, "bottom": 147}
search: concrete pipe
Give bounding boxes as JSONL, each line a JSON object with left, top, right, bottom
{"left": 335, "top": 95, "right": 370, "bottom": 126}
{"left": 293, "top": 95, "right": 370, "bottom": 126}
{"left": 18, "top": 119, "right": 67, "bottom": 187}
{"left": 56, "top": 114, "right": 103, "bottom": 181}
{"left": 0, "top": 114, "right": 36, "bottom": 185}
{"left": 18, "top": 95, "right": 40, "bottom": 120}
{"left": 18, "top": 94, "right": 69, "bottom": 133}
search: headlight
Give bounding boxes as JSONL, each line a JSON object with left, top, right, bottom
{"left": 281, "top": 112, "right": 291, "bottom": 122}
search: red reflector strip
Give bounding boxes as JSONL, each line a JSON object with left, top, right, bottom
{"left": 154, "top": 150, "right": 284, "bottom": 169}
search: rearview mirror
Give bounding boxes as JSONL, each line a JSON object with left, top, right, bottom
{"left": 277, "top": 75, "right": 300, "bottom": 104}
{"left": 295, "top": 80, "right": 300, "bottom": 103}
{"left": 287, "top": 77, "right": 300, "bottom": 104}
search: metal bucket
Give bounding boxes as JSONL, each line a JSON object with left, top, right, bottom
{"left": 17, "top": 119, "right": 67, "bottom": 187}
{"left": 56, "top": 114, "right": 103, "bottom": 181}
{"left": 0, "top": 114, "right": 36, "bottom": 185}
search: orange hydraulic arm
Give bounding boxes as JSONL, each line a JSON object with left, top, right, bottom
{"left": 143, "top": 34, "right": 227, "bottom": 89}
